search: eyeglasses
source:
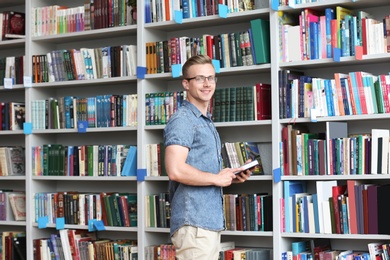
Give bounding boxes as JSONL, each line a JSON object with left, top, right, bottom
{"left": 185, "top": 75, "right": 218, "bottom": 84}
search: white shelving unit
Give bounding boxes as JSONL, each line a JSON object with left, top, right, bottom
{"left": 0, "top": 0, "right": 389, "bottom": 259}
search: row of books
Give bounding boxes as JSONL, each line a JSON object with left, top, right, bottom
{"left": 0, "top": 146, "right": 25, "bottom": 176}
{"left": 282, "top": 239, "right": 374, "bottom": 260}
{"left": 212, "top": 83, "right": 271, "bottom": 122}
{"left": 145, "top": 193, "right": 171, "bottom": 228}
{"left": 224, "top": 193, "right": 272, "bottom": 232}
{"left": 281, "top": 124, "right": 390, "bottom": 176}
{"left": 279, "top": 69, "right": 390, "bottom": 119}
{"left": 32, "top": 45, "right": 137, "bottom": 83}
{"left": 145, "top": 244, "right": 176, "bottom": 260}
{"left": 219, "top": 241, "right": 273, "bottom": 260}
{"left": 223, "top": 141, "right": 272, "bottom": 175}
{"left": 145, "top": 0, "right": 268, "bottom": 23}
{"left": 33, "top": 231, "right": 137, "bottom": 260}
{"left": 1, "top": 231, "right": 26, "bottom": 260}
{"left": 0, "top": 102, "right": 25, "bottom": 131}
{"left": 31, "top": 94, "right": 138, "bottom": 130}
{"left": 31, "top": 144, "right": 137, "bottom": 177}
{"left": 281, "top": 6, "right": 390, "bottom": 62}
{"left": 0, "top": 11, "right": 25, "bottom": 40}
{"left": 278, "top": 0, "right": 322, "bottom": 6}
{"left": 0, "top": 191, "right": 26, "bottom": 221}
{"left": 145, "top": 18, "right": 270, "bottom": 74}
{"left": 145, "top": 83, "right": 271, "bottom": 126}
{"left": 34, "top": 191, "right": 137, "bottom": 227}
{"left": 0, "top": 56, "right": 24, "bottom": 86}
{"left": 283, "top": 179, "right": 390, "bottom": 236}
{"left": 145, "top": 91, "right": 186, "bottom": 126}
{"left": 32, "top": 1, "right": 135, "bottom": 37}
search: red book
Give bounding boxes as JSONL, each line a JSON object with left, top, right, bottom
{"left": 367, "top": 185, "right": 379, "bottom": 234}
{"left": 282, "top": 126, "right": 290, "bottom": 176}
{"left": 255, "top": 83, "right": 271, "bottom": 120}
{"left": 119, "top": 195, "right": 130, "bottom": 227}
{"left": 347, "top": 75, "right": 358, "bottom": 115}
{"left": 361, "top": 18, "right": 368, "bottom": 55}
{"left": 347, "top": 180, "right": 360, "bottom": 234}
{"left": 206, "top": 35, "right": 214, "bottom": 59}
{"left": 332, "top": 185, "right": 346, "bottom": 234}
{"left": 353, "top": 71, "right": 368, "bottom": 114}
{"left": 362, "top": 185, "right": 370, "bottom": 234}
{"left": 330, "top": 19, "right": 338, "bottom": 57}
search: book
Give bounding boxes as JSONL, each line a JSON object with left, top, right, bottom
{"left": 10, "top": 102, "right": 25, "bottom": 130}
{"left": 234, "top": 159, "right": 259, "bottom": 174}
{"left": 3, "top": 146, "right": 24, "bottom": 176}
{"left": 250, "top": 18, "right": 270, "bottom": 64}
{"left": 121, "top": 146, "right": 137, "bottom": 176}
{"left": 8, "top": 192, "right": 26, "bottom": 221}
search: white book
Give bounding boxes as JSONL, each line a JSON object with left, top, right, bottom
{"left": 321, "top": 200, "right": 332, "bottom": 234}
{"left": 59, "top": 229, "right": 73, "bottom": 260}
{"left": 287, "top": 25, "right": 301, "bottom": 62}
{"left": 371, "top": 129, "right": 390, "bottom": 174}
{"left": 316, "top": 180, "right": 337, "bottom": 233}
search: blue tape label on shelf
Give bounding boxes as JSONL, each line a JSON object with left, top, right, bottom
{"left": 88, "top": 219, "right": 97, "bottom": 231}
{"left": 23, "top": 122, "right": 32, "bottom": 134}
{"left": 218, "top": 4, "right": 228, "bottom": 18}
{"left": 78, "top": 120, "right": 88, "bottom": 133}
{"left": 56, "top": 217, "right": 65, "bottom": 230}
{"left": 174, "top": 10, "right": 183, "bottom": 24}
{"left": 136, "top": 66, "right": 147, "bottom": 79}
{"left": 333, "top": 48, "right": 341, "bottom": 62}
{"left": 271, "top": 0, "right": 279, "bottom": 10}
{"left": 38, "top": 216, "right": 48, "bottom": 229}
{"left": 171, "top": 64, "right": 182, "bottom": 78}
{"left": 94, "top": 220, "right": 106, "bottom": 231}
{"left": 212, "top": 59, "right": 221, "bottom": 73}
{"left": 137, "top": 168, "right": 147, "bottom": 181}
{"left": 273, "top": 168, "right": 281, "bottom": 183}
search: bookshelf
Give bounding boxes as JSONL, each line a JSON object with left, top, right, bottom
{"left": 273, "top": 0, "right": 390, "bottom": 258}
{"left": 0, "top": 0, "right": 388, "bottom": 259}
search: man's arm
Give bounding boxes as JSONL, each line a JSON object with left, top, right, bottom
{"left": 165, "top": 144, "right": 240, "bottom": 187}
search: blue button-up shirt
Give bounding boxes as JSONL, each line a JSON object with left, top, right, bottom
{"left": 163, "top": 100, "right": 224, "bottom": 236}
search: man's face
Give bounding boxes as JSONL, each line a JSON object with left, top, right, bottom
{"left": 182, "top": 63, "right": 216, "bottom": 106}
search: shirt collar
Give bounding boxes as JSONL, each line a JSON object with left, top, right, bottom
{"left": 182, "top": 100, "right": 212, "bottom": 119}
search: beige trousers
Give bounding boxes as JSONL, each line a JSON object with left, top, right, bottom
{"left": 171, "top": 226, "right": 221, "bottom": 260}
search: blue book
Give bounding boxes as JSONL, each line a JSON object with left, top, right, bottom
{"left": 121, "top": 146, "right": 137, "bottom": 176}
{"left": 309, "top": 22, "right": 319, "bottom": 60}
{"left": 341, "top": 15, "right": 351, "bottom": 57}
{"left": 247, "top": 28, "right": 257, "bottom": 65}
{"left": 325, "top": 8, "right": 335, "bottom": 58}
{"left": 340, "top": 77, "right": 352, "bottom": 115}
{"left": 284, "top": 180, "right": 307, "bottom": 233}
{"left": 145, "top": 0, "right": 152, "bottom": 23}
{"left": 67, "top": 146, "right": 74, "bottom": 176}
{"left": 191, "top": 0, "right": 197, "bottom": 17}
{"left": 311, "top": 193, "right": 320, "bottom": 233}
{"left": 348, "top": 72, "right": 362, "bottom": 115}
{"left": 350, "top": 16, "right": 358, "bottom": 56}
{"left": 292, "top": 240, "right": 309, "bottom": 257}
{"left": 182, "top": 0, "right": 190, "bottom": 18}
{"left": 64, "top": 96, "right": 74, "bottom": 129}
{"left": 324, "top": 79, "right": 334, "bottom": 116}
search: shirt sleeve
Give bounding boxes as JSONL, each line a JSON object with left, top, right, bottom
{"left": 163, "top": 112, "right": 193, "bottom": 149}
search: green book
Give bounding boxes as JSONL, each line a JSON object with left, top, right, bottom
{"left": 250, "top": 18, "right": 270, "bottom": 64}
{"left": 229, "top": 87, "right": 236, "bottom": 122}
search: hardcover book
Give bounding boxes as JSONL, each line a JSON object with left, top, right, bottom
{"left": 8, "top": 192, "right": 26, "bottom": 221}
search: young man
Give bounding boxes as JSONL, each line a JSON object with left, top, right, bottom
{"left": 163, "top": 55, "right": 252, "bottom": 259}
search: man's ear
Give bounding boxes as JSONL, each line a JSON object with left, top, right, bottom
{"left": 182, "top": 79, "right": 189, "bottom": 89}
